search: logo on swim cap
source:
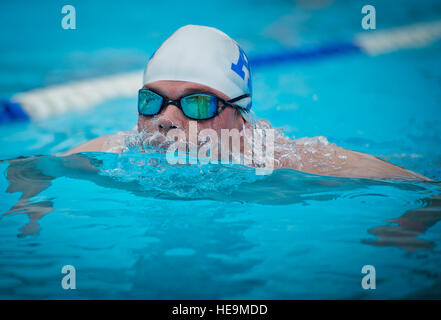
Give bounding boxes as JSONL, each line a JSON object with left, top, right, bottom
{"left": 143, "top": 25, "right": 252, "bottom": 110}
{"left": 231, "top": 45, "right": 252, "bottom": 97}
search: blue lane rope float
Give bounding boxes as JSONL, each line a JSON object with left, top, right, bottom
{"left": 0, "top": 100, "right": 30, "bottom": 123}
{"left": 1, "top": 19, "right": 441, "bottom": 124}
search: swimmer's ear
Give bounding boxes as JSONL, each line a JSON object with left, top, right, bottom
{"left": 236, "top": 109, "right": 249, "bottom": 128}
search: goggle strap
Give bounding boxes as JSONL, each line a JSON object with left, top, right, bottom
{"left": 227, "top": 94, "right": 250, "bottom": 104}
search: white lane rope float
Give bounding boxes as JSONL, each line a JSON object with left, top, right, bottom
{"left": 1, "top": 19, "right": 441, "bottom": 123}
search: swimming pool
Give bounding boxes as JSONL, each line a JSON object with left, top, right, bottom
{"left": 1, "top": 0, "right": 441, "bottom": 299}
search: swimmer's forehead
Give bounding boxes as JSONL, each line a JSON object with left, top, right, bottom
{"left": 142, "top": 80, "right": 230, "bottom": 100}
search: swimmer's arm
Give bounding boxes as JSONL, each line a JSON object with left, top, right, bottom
{"left": 288, "top": 143, "right": 432, "bottom": 181}
{"left": 59, "top": 131, "right": 130, "bottom": 156}
{"left": 328, "top": 148, "right": 432, "bottom": 181}
{"left": 59, "top": 135, "right": 111, "bottom": 156}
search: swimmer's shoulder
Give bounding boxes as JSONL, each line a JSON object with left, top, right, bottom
{"left": 350, "top": 148, "right": 433, "bottom": 181}
{"left": 59, "top": 131, "right": 131, "bottom": 156}
{"left": 292, "top": 137, "right": 432, "bottom": 181}
{"left": 59, "top": 136, "right": 111, "bottom": 156}
{"left": 329, "top": 146, "right": 433, "bottom": 181}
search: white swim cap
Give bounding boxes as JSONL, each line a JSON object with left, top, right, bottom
{"left": 143, "top": 25, "right": 252, "bottom": 111}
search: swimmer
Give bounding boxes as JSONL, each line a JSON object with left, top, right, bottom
{"left": 63, "top": 25, "right": 430, "bottom": 181}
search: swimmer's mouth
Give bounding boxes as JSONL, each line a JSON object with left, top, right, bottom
{"left": 139, "top": 130, "right": 211, "bottom": 151}
{"left": 141, "top": 139, "right": 171, "bottom": 152}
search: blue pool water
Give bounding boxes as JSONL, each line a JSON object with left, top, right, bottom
{"left": 1, "top": 0, "right": 441, "bottom": 299}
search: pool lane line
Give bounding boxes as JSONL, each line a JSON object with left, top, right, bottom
{"left": 1, "top": 19, "right": 441, "bottom": 124}
{"left": 355, "top": 19, "right": 441, "bottom": 56}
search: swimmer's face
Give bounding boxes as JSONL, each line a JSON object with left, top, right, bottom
{"left": 137, "top": 80, "right": 245, "bottom": 135}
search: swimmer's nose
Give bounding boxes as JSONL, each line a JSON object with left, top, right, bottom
{"left": 156, "top": 104, "right": 183, "bottom": 133}
{"left": 157, "top": 119, "right": 177, "bottom": 132}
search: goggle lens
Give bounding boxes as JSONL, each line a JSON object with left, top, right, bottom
{"left": 138, "top": 90, "right": 163, "bottom": 116}
{"left": 181, "top": 94, "right": 218, "bottom": 120}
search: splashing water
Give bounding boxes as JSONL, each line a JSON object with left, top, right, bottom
{"left": 100, "top": 115, "right": 351, "bottom": 179}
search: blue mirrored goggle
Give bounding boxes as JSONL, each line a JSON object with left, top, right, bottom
{"left": 138, "top": 89, "right": 249, "bottom": 120}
